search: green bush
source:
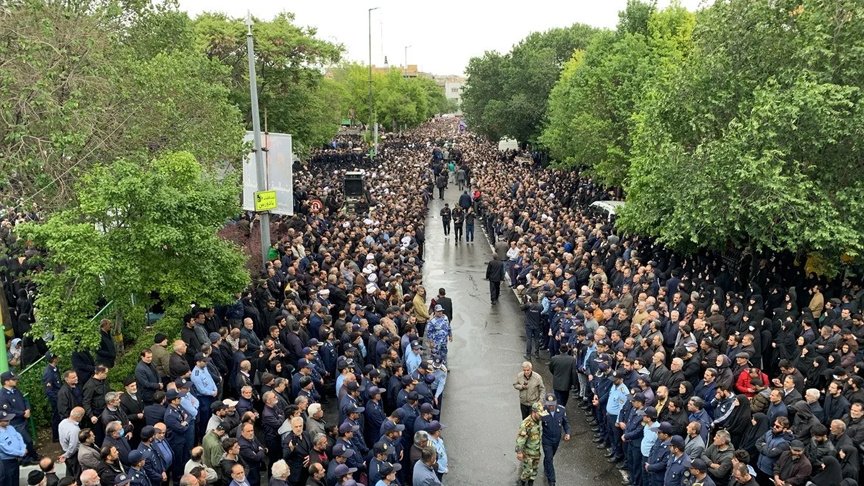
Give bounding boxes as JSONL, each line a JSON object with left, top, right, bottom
{"left": 107, "top": 304, "right": 185, "bottom": 389}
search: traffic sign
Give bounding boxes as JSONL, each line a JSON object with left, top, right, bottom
{"left": 309, "top": 198, "right": 323, "bottom": 213}
{"left": 254, "top": 190, "right": 277, "bottom": 211}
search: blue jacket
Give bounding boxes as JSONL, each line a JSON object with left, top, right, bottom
{"left": 622, "top": 407, "right": 645, "bottom": 444}
{"left": 541, "top": 405, "right": 570, "bottom": 445}
{"left": 664, "top": 452, "right": 691, "bottom": 486}
{"left": 646, "top": 438, "right": 670, "bottom": 474}
{"left": 755, "top": 429, "right": 792, "bottom": 476}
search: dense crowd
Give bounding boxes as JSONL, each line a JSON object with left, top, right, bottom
{"left": 0, "top": 122, "right": 471, "bottom": 486}
{"left": 440, "top": 128, "right": 864, "bottom": 486}
{"left": 5, "top": 116, "right": 864, "bottom": 486}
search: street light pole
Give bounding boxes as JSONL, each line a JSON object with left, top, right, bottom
{"left": 246, "top": 13, "right": 270, "bottom": 271}
{"left": 368, "top": 7, "right": 379, "bottom": 157}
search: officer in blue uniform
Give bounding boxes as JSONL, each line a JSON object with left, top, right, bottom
{"left": 128, "top": 447, "right": 153, "bottom": 486}
{"left": 0, "top": 371, "right": 36, "bottom": 464}
{"left": 0, "top": 410, "right": 26, "bottom": 486}
{"left": 622, "top": 395, "right": 649, "bottom": 486}
{"left": 644, "top": 422, "right": 673, "bottom": 486}
{"left": 42, "top": 353, "right": 62, "bottom": 442}
{"left": 540, "top": 394, "right": 570, "bottom": 486}
{"left": 163, "top": 389, "right": 191, "bottom": 484}
{"left": 664, "top": 435, "right": 691, "bottom": 486}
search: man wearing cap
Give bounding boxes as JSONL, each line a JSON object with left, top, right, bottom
{"left": 665, "top": 435, "right": 691, "bottom": 486}
{"left": 0, "top": 370, "right": 38, "bottom": 464}
{"left": 43, "top": 353, "right": 62, "bottom": 442}
{"left": 190, "top": 354, "right": 217, "bottom": 440}
{"left": 368, "top": 442, "right": 391, "bottom": 485}
{"left": 344, "top": 407, "right": 370, "bottom": 459}
{"left": 425, "top": 306, "right": 452, "bottom": 365}
{"left": 426, "top": 421, "right": 447, "bottom": 481}
{"left": 515, "top": 402, "right": 546, "bottom": 486}
{"left": 325, "top": 444, "right": 356, "bottom": 486}
{"left": 164, "top": 389, "right": 192, "bottom": 485}
{"left": 127, "top": 450, "right": 149, "bottom": 486}
{"left": 684, "top": 458, "right": 715, "bottom": 486}
{"left": 772, "top": 439, "right": 811, "bottom": 486}
{"left": 0, "top": 410, "right": 26, "bottom": 486}
{"left": 364, "top": 387, "right": 387, "bottom": 447}
{"left": 623, "top": 398, "right": 649, "bottom": 486}
{"left": 135, "top": 426, "right": 165, "bottom": 486}
{"left": 374, "top": 461, "right": 401, "bottom": 486}
{"left": 605, "top": 369, "right": 630, "bottom": 463}
{"left": 645, "top": 422, "right": 673, "bottom": 486}
{"left": 540, "top": 394, "right": 570, "bottom": 486}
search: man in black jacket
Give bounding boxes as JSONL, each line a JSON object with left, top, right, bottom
{"left": 485, "top": 255, "right": 505, "bottom": 305}
{"left": 57, "top": 370, "right": 83, "bottom": 419}
{"left": 548, "top": 344, "right": 576, "bottom": 406}
{"left": 135, "top": 350, "right": 162, "bottom": 405}
{"left": 96, "top": 319, "right": 116, "bottom": 368}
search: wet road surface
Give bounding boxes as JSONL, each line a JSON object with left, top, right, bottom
{"left": 426, "top": 186, "right": 620, "bottom": 486}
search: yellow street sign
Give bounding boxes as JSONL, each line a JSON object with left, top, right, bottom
{"left": 254, "top": 190, "right": 277, "bottom": 211}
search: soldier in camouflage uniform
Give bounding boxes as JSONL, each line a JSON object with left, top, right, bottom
{"left": 515, "top": 401, "right": 547, "bottom": 486}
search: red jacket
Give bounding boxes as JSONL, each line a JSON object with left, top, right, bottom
{"left": 735, "top": 368, "right": 769, "bottom": 397}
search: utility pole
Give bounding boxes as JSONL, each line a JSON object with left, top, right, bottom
{"left": 368, "top": 7, "right": 379, "bottom": 157}
{"left": 246, "top": 13, "right": 270, "bottom": 271}
{"left": 404, "top": 45, "right": 411, "bottom": 75}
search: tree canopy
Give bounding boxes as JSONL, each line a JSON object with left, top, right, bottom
{"left": 619, "top": 0, "right": 864, "bottom": 261}
{"left": 329, "top": 64, "right": 450, "bottom": 132}
{"left": 18, "top": 151, "right": 249, "bottom": 355}
{"left": 461, "top": 23, "right": 599, "bottom": 143}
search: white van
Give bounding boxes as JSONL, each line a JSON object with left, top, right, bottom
{"left": 588, "top": 200, "right": 625, "bottom": 221}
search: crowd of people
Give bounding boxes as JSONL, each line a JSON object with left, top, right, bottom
{"left": 426, "top": 126, "right": 864, "bottom": 486}
{"left": 0, "top": 122, "right": 479, "bottom": 486}
{"left": 5, "top": 115, "right": 864, "bottom": 486}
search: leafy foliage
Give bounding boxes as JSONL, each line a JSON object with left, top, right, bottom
{"left": 0, "top": 1, "right": 246, "bottom": 205}
{"left": 540, "top": 2, "right": 694, "bottom": 186}
{"left": 192, "top": 12, "right": 344, "bottom": 153}
{"left": 329, "top": 64, "right": 449, "bottom": 131}
{"left": 461, "top": 23, "right": 599, "bottom": 143}
{"left": 18, "top": 152, "right": 250, "bottom": 356}
{"left": 619, "top": 0, "right": 864, "bottom": 260}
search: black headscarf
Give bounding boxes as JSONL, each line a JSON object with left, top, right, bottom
{"left": 740, "top": 412, "right": 770, "bottom": 457}
{"left": 810, "top": 455, "right": 843, "bottom": 486}
{"left": 726, "top": 394, "right": 753, "bottom": 447}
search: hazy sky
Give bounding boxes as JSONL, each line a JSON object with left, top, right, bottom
{"left": 178, "top": 0, "right": 704, "bottom": 76}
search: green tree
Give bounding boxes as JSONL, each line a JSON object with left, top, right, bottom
{"left": 0, "top": 1, "right": 245, "bottom": 204}
{"left": 540, "top": 2, "right": 693, "bottom": 186}
{"left": 192, "top": 12, "right": 343, "bottom": 152}
{"left": 620, "top": 0, "right": 864, "bottom": 262}
{"left": 18, "top": 152, "right": 250, "bottom": 355}
{"left": 328, "top": 64, "right": 446, "bottom": 130}
{"left": 462, "top": 24, "right": 598, "bottom": 143}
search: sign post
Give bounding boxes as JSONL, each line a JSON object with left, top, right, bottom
{"left": 246, "top": 13, "right": 271, "bottom": 271}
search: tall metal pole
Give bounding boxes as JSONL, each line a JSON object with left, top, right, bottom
{"left": 404, "top": 45, "right": 411, "bottom": 73}
{"left": 246, "top": 13, "right": 270, "bottom": 271}
{"left": 368, "top": 7, "right": 379, "bottom": 157}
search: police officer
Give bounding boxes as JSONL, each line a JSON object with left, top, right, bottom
{"left": 665, "top": 435, "right": 691, "bottom": 486}
{"left": 0, "top": 410, "right": 26, "bottom": 486}
{"left": 0, "top": 371, "right": 37, "bottom": 464}
{"left": 540, "top": 394, "right": 570, "bottom": 486}
{"left": 622, "top": 398, "right": 649, "bottom": 486}
{"left": 515, "top": 402, "right": 547, "bottom": 486}
{"left": 644, "top": 422, "right": 673, "bottom": 486}
{"left": 163, "top": 389, "right": 191, "bottom": 484}
{"left": 127, "top": 450, "right": 151, "bottom": 486}
{"left": 43, "top": 353, "right": 62, "bottom": 442}
{"left": 683, "top": 458, "right": 715, "bottom": 486}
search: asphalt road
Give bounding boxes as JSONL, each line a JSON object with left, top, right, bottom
{"left": 426, "top": 184, "right": 620, "bottom": 486}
